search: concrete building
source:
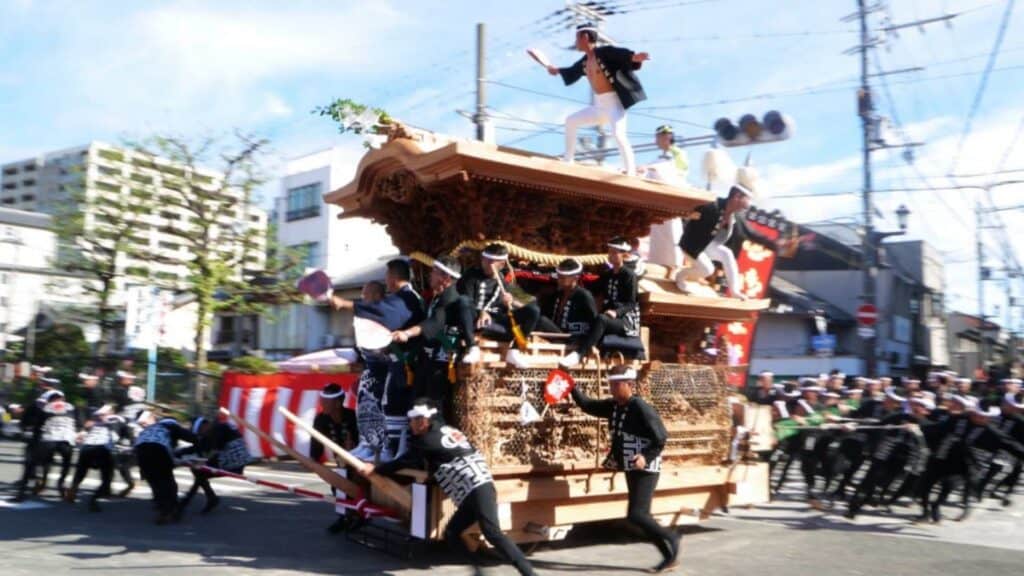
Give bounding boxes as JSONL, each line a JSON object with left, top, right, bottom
{"left": 210, "top": 148, "right": 395, "bottom": 361}
{"left": 750, "top": 222, "right": 950, "bottom": 378}
{"left": 946, "top": 312, "right": 1010, "bottom": 379}
{"left": 0, "top": 207, "right": 94, "bottom": 354}
{"left": 0, "top": 142, "right": 268, "bottom": 291}
{"left": 1, "top": 143, "right": 268, "bottom": 356}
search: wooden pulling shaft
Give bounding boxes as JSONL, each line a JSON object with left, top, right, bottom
{"left": 277, "top": 406, "right": 413, "bottom": 517}
{"left": 218, "top": 407, "right": 362, "bottom": 498}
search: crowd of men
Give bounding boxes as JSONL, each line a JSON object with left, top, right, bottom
{"left": 747, "top": 370, "right": 1024, "bottom": 523}
{"left": 5, "top": 364, "right": 249, "bottom": 524}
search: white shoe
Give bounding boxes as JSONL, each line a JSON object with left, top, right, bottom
{"left": 505, "top": 349, "right": 531, "bottom": 369}
{"left": 559, "top": 351, "right": 580, "bottom": 369}
{"left": 462, "top": 346, "right": 481, "bottom": 364}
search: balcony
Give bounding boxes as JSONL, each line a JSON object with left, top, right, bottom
{"left": 285, "top": 206, "right": 320, "bottom": 221}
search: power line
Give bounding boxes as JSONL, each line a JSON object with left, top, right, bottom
{"left": 621, "top": 29, "right": 858, "bottom": 43}
{"left": 636, "top": 62, "right": 1024, "bottom": 111}
{"left": 948, "top": 0, "right": 1017, "bottom": 174}
{"left": 485, "top": 79, "right": 708, "bottom": 129}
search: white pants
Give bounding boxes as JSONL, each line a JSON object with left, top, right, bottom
{"left": 565, "top": 92, "right": 636, "bottom": 175}
{"left": 680, "top": 242, "right": 741, "bottom": 295}
{"left": 648, "top": 218, "right": 684, "bottom": 269}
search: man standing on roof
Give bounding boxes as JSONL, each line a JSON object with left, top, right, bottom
{"left": 533, "top": 23, "right": 649, "bottom": 176}
{"left": 644, "top": 125, "right": 688, "bottom": 270}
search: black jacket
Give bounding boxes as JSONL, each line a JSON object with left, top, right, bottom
{"left": 679, "top": 198, "right": 778, "bottom": 259}
{"left": 418, "top": 285, "right": 471, "bottom": 363}
{"left": 376, "top": 421, "right": 493, "bottom": 505}
{"left": 593, "top": 266, "right": 640, "bottom": 336}
{"left": 310, "top": 411, "right": 357, "bottom": 462}
{"left": 559, "top": 46, "right": 647, "bottom": 109}
{"left": 571, "top": 388, "right": 667, "bottom": 472}
{"left": 542, "top": 286, "right": 598, "bottom": 337}
{"left": 458, "top": 267, "right": 508, "bottom": 315}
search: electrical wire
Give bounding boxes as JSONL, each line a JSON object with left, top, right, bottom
{"left": 948, "top": 0, "right": 1017, "bottom": 174}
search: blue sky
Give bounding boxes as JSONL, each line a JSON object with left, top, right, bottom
{"left": 2, "top": 0, "right": 1023, "bottom": 323}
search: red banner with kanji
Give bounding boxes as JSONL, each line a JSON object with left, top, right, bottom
{"left": 716, "top": 220, "right": 781, "bottom": 387}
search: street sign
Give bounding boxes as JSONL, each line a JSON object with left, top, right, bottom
{"left": 857, "top": 326, "right": 876, "bottom": 339}
{"left": 856, "top": 304, "right": 878, "bottom": 326}
{"left": 811, "top": 334, "right": 837, "bottom": 352}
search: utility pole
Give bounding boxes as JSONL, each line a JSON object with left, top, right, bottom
{"left": 473, "top": 22, "right": 490, "bottom": 143}
{"left": 856, "top": 0, "right": 878, "bottom": 376}
{"left": 977, "top": 200, "right": 987, "bottom": 376}
{"left": 848, "top": 2, "right": 960, "bottom": 377}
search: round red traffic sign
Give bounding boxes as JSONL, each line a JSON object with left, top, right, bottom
{"left": 856, "top": 304, "right": 878, "bottom": 326}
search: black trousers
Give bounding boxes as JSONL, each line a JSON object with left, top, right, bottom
{"left": 918, "top": 459, "right": 967, "bottom": 521}
{"left": 71, "top": 446, "right": 114, "bottom": 502}
{"left": 181, "top": 460, "right": 244, "bottom": 510}
{"left": 848, "top": 455, "right": 907, "bottom": 516}
{"left": 115, "top": 450, "right": 136, "bottom": 488}
{"left": 444, "top": 483, "right": 534, "bottom": 576}
{"left": 413, "top": 360, "right": 452, "bottom": 413}
{"left": 625, "top": 471, "right": 676, "bottom": 562}
{"left": 38, "top": 441, "right": 73, "bottom": 491}
{"left": 16, "top": 440, "right": 42, "bottom": 496}
{"left": 135, "top": 443, "right": 178, "bottom": 516}
{"left": 577, "top": 314, "right": 632, "bottom": 356}
{"left": 482, "top": 302, "right": 542, "bottom": 340}
{"left": 832, "top": 437, "right": 867, "bottom": 497}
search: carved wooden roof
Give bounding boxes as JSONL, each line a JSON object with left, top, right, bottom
{"left": 324, "top": 135, "right": 713, "bottom": 256}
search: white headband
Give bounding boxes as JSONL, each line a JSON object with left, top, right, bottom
{"left": 320, "top": 387, "right": 345, "bottom": 399}
{"left": 950, "top": 394, "right": 974, "bottom": 408}
{"left": 433, "top": 261, "right": 461, "bottom": 280}
{"left": 1003, "top": 393, "right": 1024, "bottom": 408}
{"left": 407, "top": 404, "right": 438, "bottom": 419}
{"left": 481, "top": 249, "right": 508, "bottom": 261}
{"left": 31, "top": 364, "right": 52, "bottom": 373}
{"left": 557, "top": 261, "right": 583, "bottom": 276}
{"left": 117, "top": 370, "right": 136, "bottom": 380}
{"left": 608, "top": 368, "right": 638, "bottom": 382}
{"left": 78, "top": 372, "right": 98, "bottom": 380}
{"left": 607, "top": 240, "right": 631, "bottom": 252}
{"left": 884, "top": 388, "right": 906, "bottom": 403}
{"left": 909, "top": 396, "right": 935, "bottom": 411}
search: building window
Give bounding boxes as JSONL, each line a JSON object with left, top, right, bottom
{"left": 20, "top": 194, "right": 34, "bottom": 202}
{"left": 2, "top": 167, "right": 16, "bottom": 176}
{"left": 23, "top": 163, "right": 36, "bottom": 172}
{"left": 1, "top": 198, "right": 14, "bottom": 205}
{"left": 2, "top": 182, "right": 14, "bottom": 190}
{"left": 21, "top": 179, "right": 35, "bottom": 186}
{"left": 285, "top": 183, "right": 321, "bottom": 221}
{"left": 291, "top": 241, "right": 321, "bottom": 269}
{"left": 217, "top": 316, "right": 235, "bottom": 344}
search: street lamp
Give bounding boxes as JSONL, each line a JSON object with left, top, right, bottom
{"left": 862, "top": 204, "right": 912, "bottom": 376}
{"left": 896, "top": 204, "right": 910, "bottom": 231}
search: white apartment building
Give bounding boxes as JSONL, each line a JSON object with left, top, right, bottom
{"left": 0, "top": 208, "right": 93, "bottom": 353}
{"left": 212, "top": 147, "right": 396, "bottom": 360}
{"left": 0, "top": 142, "right": 268, "bottom": 355}
{"left": 0, "top": 142, "right": 268, "bottom": 291}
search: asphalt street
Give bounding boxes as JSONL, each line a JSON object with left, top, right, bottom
{"left": 0, "top": 438, "right": 1021, "bottom": 575}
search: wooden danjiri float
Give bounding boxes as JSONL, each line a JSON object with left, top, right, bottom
{"left": 323, "top": 124, "right": 771, "bottom": 544}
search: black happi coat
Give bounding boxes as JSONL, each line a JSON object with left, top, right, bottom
{"left": 310, "top": 410, "right": 358, "bottom": 462}
{"left": 679, "top": 198, "right": 778, "bottom": 259}
{"left": 558, "top": 46, "right": 647, "bottom": 109}
{"left": 542, "top": 286, "right": 598, "bottom": 337}
{"left": 593, "top": 265, "right": 640, "bottom": 336}
{"left": 376, "top": 421, "right": 493, "bottom": 506}
{"left": 458, "top": 267, "right": 509, "bottom": 315}
{"left": 571, "top": 387, "right": 667, "bottom": 473}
